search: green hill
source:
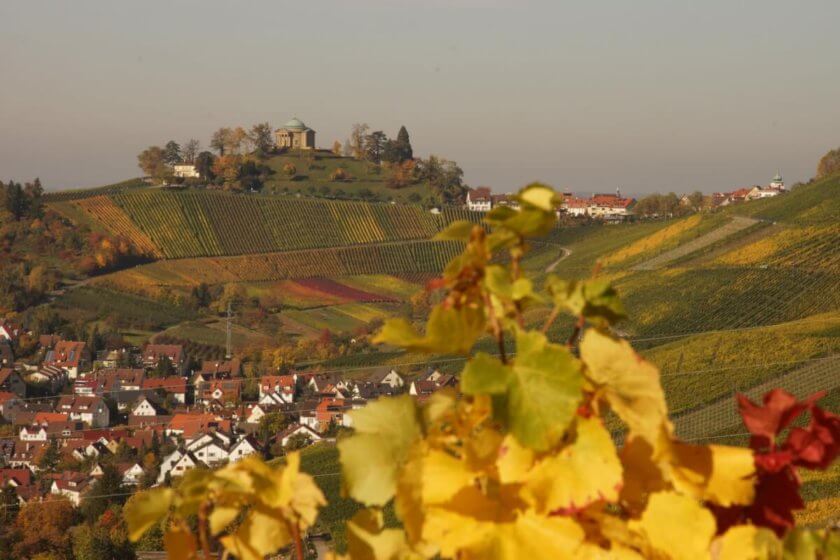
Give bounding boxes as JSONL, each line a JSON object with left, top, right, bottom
{"left": 261, "top": 151, "right": 433, "bottom": 203}
{"left": 726, "top": 173, "right": 839, "bottom": 224}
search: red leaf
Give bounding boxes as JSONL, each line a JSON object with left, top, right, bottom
{"left": 785, "top": 406, "right": 840, "bottom": 470}
{"left": 754, "top": 450, "right": 794, "bottom": 473}
{"left": 736, "top": 389, "right": 822, "bottom": 449}
{"left": 748, "top": 467, "right": 803, "bottom": 535}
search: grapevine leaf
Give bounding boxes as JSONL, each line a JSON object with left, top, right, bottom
{"left": 220, "top": 504, "right": 291, "bottom": 560}
{"left": 434, "top": 220, "right": 476, "bottom": 241}
{"left": 497, "top": 434, "right": 535, "bottom": 484}
{"left": 515, "top": 183, "right": 561, "bottom": 212}
{"left": 374, "top": 304, "right": 485, "bottom": 355}
{"left": 630, "top": 491, "right": 715, "bottom": 560}
{"left": 468, "top": 511, "right": 585, "bottom": 559}
{"left": 618, "top": 433, "right": 669, "bottom": 514}
{"left": 522, "top": 417, "right": 622, "bottom": 513}
{"left": 503, "top": 330, "right": 583, "bottom": 450}
{"left": 421, "top": 448, "right": 477, "bottom": 504}
{"left": 580, "top": 329, "right": 668, "bottom": 445}
{"left": 339, "top": 395, "right": 421, "bottom": 506}
{"left": 461, "top": 352, "right": 512, "bottom": 395}
{"left": 669, "top": 442, "right": 755, "bottom": 507}
{"left": 737, "top": 389, "right": 813, "bottom": 449}
{"left": 546, "top": 277, "right": 626, "bottom": 326}
{"left": 347, "top": 509, "right": 417, "bottom": 560}
{"left": 209, "top": 505, "right": 239, "bottom": 536}
{"left": 164, "top": 522, "right": 199, "bottom": 560}
{"left": 124, "top": 487, "right": 172, "bottom": 542}
{"left": 714, "top": 525, "right": 781, "bottom": 560}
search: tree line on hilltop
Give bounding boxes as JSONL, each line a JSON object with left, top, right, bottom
{"left": 136, "top": 121, "right": 468, "bottom": 205}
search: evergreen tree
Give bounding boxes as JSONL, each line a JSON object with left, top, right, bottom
{"left": 395, "top": 125, "right": 413, "bottom": 161}
{"left": 3, "top": 181, "right": 28, "bottom": 220}
{"left": 38, "top": 438, "right": 60, "bottom": 471}
{"left": 194, "top": 151, "right": 216, "bottom": 180}
{"left": 163, "top": 140, "right": 182, "bottom": 165}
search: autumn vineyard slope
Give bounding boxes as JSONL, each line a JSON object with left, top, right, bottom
{"left": 124, "top": 185, "right": 840, "bottom": 560}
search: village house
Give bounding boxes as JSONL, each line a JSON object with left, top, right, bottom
{"left": 142, "top": 376, "right": 187, "bottom": 404}
{"left": 0, "top": 368, "right": 26, "bottom": 397}
{"left": 56, "top": 395, "right": 110, "bottom": 428}
{"left": 73, "top": 377, "right": 104, "bottom": 396}
{"left": 50, "top": 471, "right": 91, "bottom": 506}
{"left": 44, "top": 340, "right": 90, "bottom": 379}
{"left": 131, "top": 394, "right": 164, "bottom": 417}
{"left": 0, "top": 391, "right": 21, "bottom": 420}
{"left": 0, "top": 341, "right": 14, "bottom": 367}
{"left": 198, "top": 379, "right": 241, "bottom": 406}
{"left": 275, "top": 117, "right": 316, "bottom": 149}
{"left": 173, "top": 163, "right": 200, "bottom": 178}
{"left": 28, "top": 365, "right": 67, "bottom": 392}
{"left": 0, "top": 320, "right": 22, "bottom": 342}
{"left": 142, "top": 343, "right": 187, "bottom": 374}
{"left": 465, "top": 186, "right": 493, "bottom": 212}
{"left": 9, "top": 441, "right": 48, "bottom": 470}
{"left": 275, "top": 423, "right": 322, "bottom": 448}
{"left": 561, "top": 191, "right": 635, "bottom": 221}
{"left": 229, "top": 435, "right": 261, "bottom": 462}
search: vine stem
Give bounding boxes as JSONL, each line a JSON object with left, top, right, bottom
{"left": 566, "top": 315, "right": 585, "bottom": 348}
{"left": 198, "top": 502, "right": 212, "bottom": 560}
{"left": 483, "top": 291, "right": 507, "bottom": 364}
{"left": 291, "top": 520, "right": 305, "bottom": 560}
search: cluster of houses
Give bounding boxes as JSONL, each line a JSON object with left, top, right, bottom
{"left": 712, "top": 173, "right": 786, "bottom": 207}
{"left": 465, "top": 186, "right": 635, "bottom": 221}
{"left": 466, "top": 173, "right": 787, "bottom": 219}
{"left": 0, "top": 322, "right": 459, "bottom": 508}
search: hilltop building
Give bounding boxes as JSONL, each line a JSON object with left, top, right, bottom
{"left": 173, "top": 164, "right": 200, "bottom": 178}
{"left": 466, "top": 187, "right": 492, "bottom": 211}
{"left": 746, "top": 172, "right": 786, "bottom": 200}
{"left": 275, "top": 117, "right": 316, "bottom": 150}
{"left": 561, "top": 190, "right": 635, "bottom": 221}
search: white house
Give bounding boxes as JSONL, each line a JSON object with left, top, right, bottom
{"left": 157, "top": 449, "right": 184, "bottom": 484}
{"left": 131, "top": 395, "right": 159, "bottom": 417}
{"left": 229, "top": 436, "right": 260, "bottom": 462}
{"left": 466, "top": 187, "right": 492, "bottom": 212}
{"left": 259, "top": 391, "right": 294, "bottom": 407}
{"left": 117, "top": 462, "right": 145, "bottom": 486}
{"left": 173, "top": 164, "right": 200, "bottom": 178}
{"left": 19, "top": 426, "right": 48, "bottom": 442}
{"left": 51, "top": 475, "right": 90, "bottom": 506}
{"left": 378, "top": 370, "right": 404, "bottom": 389}
{"left": 170, "top": 452, "right": 199, "bottom": 478}
{"left": 276, "top": 424, "right": 322, "bottom": 447}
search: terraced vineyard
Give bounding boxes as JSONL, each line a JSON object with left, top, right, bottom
{"left": 76, "top": 191, "right": 470, "bottom": 258}
{"left": 93, "top": 240, "right": 463, "bottom": 293}
{"left": 73, "top": 195, "right": 163, "bottom": 257}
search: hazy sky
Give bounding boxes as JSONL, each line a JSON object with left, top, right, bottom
{"left": 2, "top": 1, "right": 839, "bottom": 195}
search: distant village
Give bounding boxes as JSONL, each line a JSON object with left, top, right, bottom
{"left": 0, "top": 324, "right": 455, "bottom": 506}
{"left": 464, "top": 172, "right": 788, "bottom": 221}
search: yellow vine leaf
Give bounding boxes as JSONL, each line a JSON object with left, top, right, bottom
{"left": 580, "top": 329, "right": 669, "bottom": 445}
{"left": 339, "top": 395, "right": 421, "bottom": 506}
{"left": 421, "top": 448, "right": 478, "bottom": 505}
{"left": 373, "top": 304, "right": 486, "bottom": 355}
{"left": 630, "top": 491, "right": 715, "bottom": 560}
{"left": 220, "top": 504, "right": 291, "bottom": 560}
{"left": 712, "top": 525, "right": 781, "bottom": 560}
{"left": 497, "top": 434, "right": 535, "bottom": 484}
{"left": 522, "top": 417, "right": 622, "bottom": 514}
{"left": 346, "top": 509, "right": 420, "bottom": 560}
{"left": 124, "top": 487, "right": 173, "bottom": 541}
{"left": 668, "top": 442, "right": 755, "bottom": 507}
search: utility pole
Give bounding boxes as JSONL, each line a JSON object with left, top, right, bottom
{"left": 226, "top": 302, "right": 233, "bottom": 360}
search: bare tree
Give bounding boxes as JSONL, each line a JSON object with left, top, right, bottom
{"left": 182, "top": 139, "right": 201, "bottom": 163}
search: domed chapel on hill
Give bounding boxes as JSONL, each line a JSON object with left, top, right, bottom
{"left": 275, "top": 117, "right": 316, "bottom": 149}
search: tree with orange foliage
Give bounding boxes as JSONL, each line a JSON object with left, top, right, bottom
{"left": 13, "top": 497, "right": 75, "bottom": 559}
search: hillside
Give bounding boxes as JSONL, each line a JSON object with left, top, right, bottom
{"left": 261, "top": 151, "right": 433, "bottom": 203}
{"left": 48, "top": 190, "right": 475, "bottom": 259}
